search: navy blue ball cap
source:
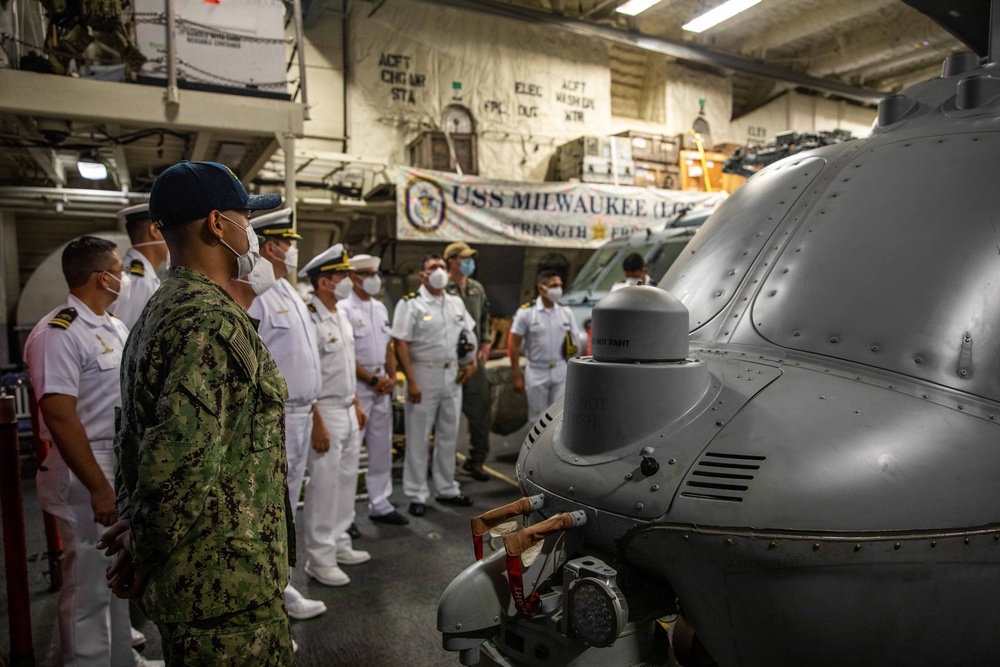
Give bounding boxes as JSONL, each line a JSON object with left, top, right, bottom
{"left": 149, "top": 161, "right": 283, "bottom": 229}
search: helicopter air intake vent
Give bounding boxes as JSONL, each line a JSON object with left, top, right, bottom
{"left": 680, "top": 452, "right": 766, "bottom": 502}
{"left": 526, "top": 411, "right": 555, "bottom": 445}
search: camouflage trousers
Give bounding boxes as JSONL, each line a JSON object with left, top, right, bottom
{"left": 157, "top": 595, "right": 294, "bottom": 666}
{"left": 461, "top": 362, "right": 491, "bottom": 463}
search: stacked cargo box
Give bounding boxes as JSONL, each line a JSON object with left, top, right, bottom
{"left": 553, "top": 136, "right": 635, "bottom": 185}
{"left": 617, "top": 132, "right": 681, "bottom": 190}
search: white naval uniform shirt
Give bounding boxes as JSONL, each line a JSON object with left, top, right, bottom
{"left": 309, "top": 297, "right": 357, "bottom": 406}
{"left": 249, "top": 276, "right": 321, "bottom": 405}
{"left": 111, "top": 246, "right": 160, "bottom": 329}
{"left": 341, "top": 291, "right": 392, "bottom": 373}
{"left": 23, "top": 295, "right": 129, "bottom": 445}
{"left": 510, "top": 298, "right": 581, "bottom": 364}
{"left": 391, "top": 285, "right": 475, "bottom": 363}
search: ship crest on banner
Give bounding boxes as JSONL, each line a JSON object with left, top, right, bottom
{"left": 396, "top": 166, "right": 726, "bottom": 248}
{"left": 404, "top": 174, "right": 447, "bottom": 232}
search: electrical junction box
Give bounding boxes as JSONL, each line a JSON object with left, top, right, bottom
{"left": 134, "top": 0, "right": 290, "bottom": 99}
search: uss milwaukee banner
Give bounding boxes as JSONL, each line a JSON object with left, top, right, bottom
{"left": 396, "top": 167, "right": 725, "bottom": 248}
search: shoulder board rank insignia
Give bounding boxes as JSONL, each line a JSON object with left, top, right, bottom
{"left": 128, "top": 259, "right": 145, "bottom": 277}
{"left": 307, "top": 303, "right": 317, "bottom": 314}
{"left": 520, "top": 299, "right": 535, "bottom": 310}
{"left": 48, "top": 307, "right": 78, "bottom": 329}
{"left": 403, "top": 291, "right": 418, "bottom": 301}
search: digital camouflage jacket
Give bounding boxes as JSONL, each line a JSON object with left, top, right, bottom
{"left": 115, "top": 266, "right": 293, "bottom": 622}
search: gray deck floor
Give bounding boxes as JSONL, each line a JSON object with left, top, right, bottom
{"left": 1, "top": 428, "right": 523, "bottom": 667}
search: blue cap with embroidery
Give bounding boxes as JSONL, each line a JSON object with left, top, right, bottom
{"left": 149, "top": 161, "right": 282, "bottom": 228}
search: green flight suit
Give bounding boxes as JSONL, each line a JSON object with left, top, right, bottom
{"left": 447, "top": 277, "right": 491, "bottom": 463}
{"left": 115, "top": 266, "right": 295, "bottom": 665}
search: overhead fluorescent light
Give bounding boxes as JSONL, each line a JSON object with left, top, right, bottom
{"left": 683, "top": 0, "right": 761, "bottom": 33}
{"left": 615, "top": 0, "right": 663, "bottom": 17}
{"left": 77, "top": 157, "right": 108, "bottom": 180}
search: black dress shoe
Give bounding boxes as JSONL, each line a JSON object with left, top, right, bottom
{"left": 462, "top": 459, "right": 490, "bottom": 481}
{"left": 409, "top": 502, "right": 426, "bottom": 517}
{"left": 436, "top": 493, "right": 474, "bottom": 507}
{"left": 370, "top": 510, "right": 410, "bottom": 525}
{"left": 347, "top": 522, "right": 362, "bottom": 539}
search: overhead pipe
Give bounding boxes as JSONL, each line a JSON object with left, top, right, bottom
{"left": 291, "top": 0, "right": 310, "bottom": 118}
{"left": 0, "top": 186, "right": 147, "bottom": 200}
{"left": 0, "top": 187, "right": 147, "bottom": 217}
{"left": 411, "top": 0, "right": 884, "bottom": 105}
{"left": 0, "top": 204, "right": 123, "bottom": 219}
{"left": 165, "top": 0, "right": 180, "bottom": 105}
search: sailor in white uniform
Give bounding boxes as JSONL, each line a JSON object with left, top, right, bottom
{"left": 297, "top": 245, "right": 372, "bottom": 587}
{"left": 246, "top": 208, "right": 327, "bottom": 621}
{"left": 112, "top": 203, "right": 168, "bottom": 329}
{"left": 510, "top": 268, "right": 582, "bottom": 425}
{"left": 392, "top": 254, "right": 478, "bottom": 517}
{"left": 24, "top": 237, "right": 150, "bottom": 667}
{"left": 610, "top": 252, "right": 653, "bottom": 292}
{"left": 339, "top": 254, "right": 408, "bottom": 526}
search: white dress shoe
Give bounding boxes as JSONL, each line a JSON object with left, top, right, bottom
{"left": 131, "top": 626, "right": 147, "bottom": 648}
{"left": 336, "top": 547, "right": 371, "bottom": 565}
{"left": 305, "top": 562, "right": 351, "bottom": 587}
{"left": 286, "top": 596, "right": 328, "bottom": 620}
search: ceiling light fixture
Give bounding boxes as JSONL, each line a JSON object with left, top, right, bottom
{"left": 615, "top": 0, "right": 663, "bottom": 17}
{"left": 683, "top": 0, "right": 762, "bottom": 33}
{"left": 77, "top": 154, "right": 108, "bottom": 180}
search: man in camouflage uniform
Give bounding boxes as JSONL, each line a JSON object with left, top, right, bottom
{"left": 444, "top": 241, "right": 493, "bottom": 481}
{"left": 102, "top": 161, "right": 295, "bottom": 666}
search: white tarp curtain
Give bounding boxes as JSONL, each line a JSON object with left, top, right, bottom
{"left": 663, "top": 62, "right": 733, "bottom": 146}
{"left": 350, "top": 0, "right": 612, "bottom": 181}
{"left": 728, "top": 92, "right": 875, "bottom": 146}
{"left": 396, "top": 167, "right": 725, "bottom": 248}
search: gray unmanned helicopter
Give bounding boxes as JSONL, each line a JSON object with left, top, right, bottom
{"left": 438, "top": 3, "right": 1000, "bottom": 666}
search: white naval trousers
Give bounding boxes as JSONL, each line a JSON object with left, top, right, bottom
{"left": 283, "top": 406, "right": 314, "bottom": 605}
{"left": 403, "top": 363, "right": 462, "bottom": 504}
{"left": 284, "top": 407, "right": 314, "bottom": 520}
{"left": 36, "top": 446, "right": 133, "bottom": 667}
{"left": 525, "top": 360, "right": 568, "bottom": 425}
{"left": 303, "top": 399, "right": 360, "bottom": 568}
{"left": 357, "top": 383, "right": 394, "bottom": 517}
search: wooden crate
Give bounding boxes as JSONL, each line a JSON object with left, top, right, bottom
{"left": 615, "top": 131, "right": 679, "bottom": 165}
{"left": 679, "top": 150, "right": 746, "bottom": 194}
{"left": 408, "top": 131, "right": 478, "bottom": 175}
{"left": 634, "top": 160, "right": 681, "bottom": 189}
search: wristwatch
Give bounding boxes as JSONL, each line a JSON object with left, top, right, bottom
{"left": 368, "top": 375, "right": 380, "bottom": 387}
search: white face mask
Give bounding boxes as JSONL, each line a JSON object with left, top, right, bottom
{"left": 133, "top": 241, "right": 169, "bottom": 270}
{"left": 236, "top": 255, "right": 276, "bottom": 295}
{"left": 106, "top": 271, "right": 132, "bottom": 303}
{"left": 219, "top": 214, "right": 260, "bottom": 279}
{"left": 362, "top": 274, "right": 382, "bottom": 296}
{"left": 276, "top": 244, "right": 299, "bottom": 274}
{"left": 625, "top": 277, "right": 643, "bottom": 286}
{"left": 545, "top": 286, "right": 563, "bottom": 303}
{"left": 428, "top": 267, "right": 449, "bottom": 290}
{"left": 333, "top": 275, "right": 354, "bottom": 300}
